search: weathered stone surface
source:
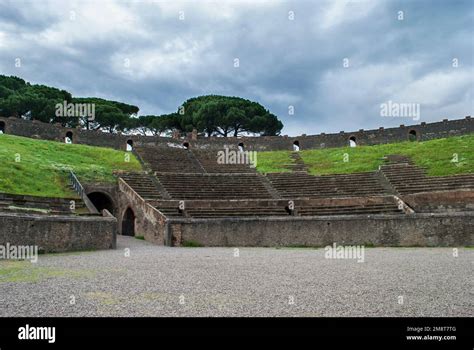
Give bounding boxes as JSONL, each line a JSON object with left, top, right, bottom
{"left": 170, "top": 212, "right": 474, "bottom": 247}
{"left": 0, "top": 211, "right": 117, "bottom": 253}
{"left": 1, "top": 115, "right": 472, "bottom": 151}
{"left": 401, "top": 190, "right": 474, "bottom": 212}
{"left": 117, "top": 179, "right": 166, "bottom": 244}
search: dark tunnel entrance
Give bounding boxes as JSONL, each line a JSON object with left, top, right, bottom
{"left": 88, "top": 192, "right": 115, "bottom": 215}
{"left": 122, "top": 208, "right": 135, "bottom": 236}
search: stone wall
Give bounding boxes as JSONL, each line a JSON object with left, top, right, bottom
{"left": 1, "top": 115, "right": 472, "bottom": 151}
{"left": 0, "top": 211, "right": 117, "bottom": 253}
{"left": 167, "top": 212, "right": 474, "bottom": 247}
{"left": 0, "top": 116, "right": 128, "bottom": 149}
{"left": 401, "top": 190, "right": 474, "bottom": 213}
{"left": 117, "top": 178, "right": 167, "bottom": 244}
{"left": 149, "top": 195, "right": 397, "bottom": 211}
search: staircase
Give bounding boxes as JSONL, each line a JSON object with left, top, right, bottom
{"left": 151, "top": 196, "right": 405, "bottom": 219}
{"left": 135, "top": 146, "right": 203, "bottom": 173}
{"left": 266, "top": 171, "right": 388, "bottom": 198}
{"left": 154, "top": 172, "right": 274, "bottom": 200}
{"left": 380, "top": 155, "right": 474, "bottom": 194}
{"left": 287, "top": 152, "right": 308, "bottom": 172}
{"left": 191, "top": 149, "right": 256, "bottom": 173}
{"left": 0, "top": 193, "right": 86, "bottom": 215}
{"left": 119, "top": 172, "right": 167, "bottom": 200}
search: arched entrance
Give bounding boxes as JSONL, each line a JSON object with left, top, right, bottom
{"left": 65, "top": 131, "right": 73, "bottom": 144}
{"left": 182, "top": 142, "right": 189, "bottom": 149}
{"left": 126, "top": 139, "right": 133, "bottom": 151}
{"left": 88, "top": 192, "right": 115, "bottom": 215}
{"left": 408, "top": 130, "right": 417, "bottom": 141}
{"left": 0, "top": 121, "right": 5, "bottom": 134}
{"left": 238, "top": 142, "right": 244, "bottom": 152}
{"left": 122, "top": 208, "right": 135, "bottom": 236}
{"left": 293, "top": 140, "right": 300, "bottom": 151}
{"left": 349, "top": 136, "right": 357, "bottom": 147}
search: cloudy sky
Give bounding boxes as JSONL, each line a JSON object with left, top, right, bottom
{"left": 0, "top": 0, "right": 472, "bottom": 135}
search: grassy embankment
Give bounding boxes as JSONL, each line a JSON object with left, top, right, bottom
{"left": 0, "top": 134, "right": 142, "bottom": 198}
{"left": 256, "top": 135, "right": 473, "bottom": 176}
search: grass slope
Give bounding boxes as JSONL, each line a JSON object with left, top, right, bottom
{"left": 255, "top": 150, "right": 293, "bottom": 173}
{"left": 0, "top": 134, "right": 141, "bottom": 198}
{"left": 256, "top": 135, "right": 473, "bottom": 176}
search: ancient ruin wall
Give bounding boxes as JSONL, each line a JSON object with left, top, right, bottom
{"left": 0, "top": 211, "right": 117, "bottom": 253}
{"left": 117, "top": 178, "right": 167, "bottom": 244}
{"left": 0, "top": 115, "right": 472, "bottom": 151}
{"left": 170, "top": 212, "right": 474, "bottom": 247}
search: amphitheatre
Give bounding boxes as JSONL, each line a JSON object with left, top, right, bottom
{"left": 0, "top": 113, "right": 473, "bottom": 317}
{"left": 0, "top": 114, "right": 472, "bottom": 250}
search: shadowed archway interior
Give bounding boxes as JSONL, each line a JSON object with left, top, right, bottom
{"left": 122, "top": 208, "right": 135, "bottom": 236}
{"left": 65, "top": 131, "right": 73, "bottom": 143}
{"left": 88, "top": 192, "right": 115, "bottom": 215}
{"left": 349, "top": 136, "right": 357, "bottom": 147}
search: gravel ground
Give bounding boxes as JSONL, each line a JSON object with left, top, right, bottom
{"left": 0, "top": 236, "right": 472, "bottom": 317}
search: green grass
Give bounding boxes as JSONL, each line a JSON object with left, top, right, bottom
{"left": 256, "top": 135, "right": 473, "bottom": 176}
{"left": 85, "top": 291, "right": 122, "bottom": 305}
{"left": 0, "top": 134, "right": 142, "bottom": 198}
{"left": 182, "top": 240, "right": 204, "bottom": 247}
{"left": 256, "top": 150, "right": 293, "bottom": 173}
{"left": 0, "top": 260, "right": 95, "bottom": 283}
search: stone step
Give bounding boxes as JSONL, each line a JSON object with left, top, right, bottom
{"left": 267, "top": 174, "right": 378, "bottom": 180}
{"left": 379, "top": 157, "right": 474, "bottom": 195}
{"left": 267, "top": 183, "right": 383, "bottom": 188}
{"left": 300, "top": 203, "right": 397, "bottom": 209}
{"left": 155, "top": 201, "right": 402, "bottom": 218}
{"left": 299, "top": 209, "right": 402, "bottom": 216}
{"left": 155, "top": 173, "right": 274, "bottom": 200}
{"left": 0, "top": 197, "right": 82, "bottom": 215}
{"left": 391, "top": 181, "right": 474, "bottom": 188}
{"left": 120, "top": 172, "right": 164, "bottom": 200}
{"left": 381, "top": 171, "right": 427, "bottom": 177}
{"left": 135, "top": 147, "right": 204, "bottom": 174}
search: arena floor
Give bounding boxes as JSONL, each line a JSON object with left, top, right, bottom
{"left": 1, "top": 236, "right": 472, "bottom": 317}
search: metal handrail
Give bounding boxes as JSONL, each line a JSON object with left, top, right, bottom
{"left": 68, "top": 170, "right": 99, "bottom": 214}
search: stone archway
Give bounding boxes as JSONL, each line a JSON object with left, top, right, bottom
{"left": 408, "top": 129, "right": 418, "bottom": 141}
{"left": 0, "top": 121, "right": 5, "bottom": 134}
{"left": 65, "top": 131, "right": 73, "bottom": 144}
{"left": 349, "top": 136, "right": 357, "bottom": 147}
{"left": 88, "top": 192, "right": 115, "bottom": 215}
{"left": 126, "top": 139, "right": 133, "bottom": 151}
{"left": 121, "top": 208, "right": 135, "bottom": 236}
{"left": 293, "top": 140, "right": 300, "bottom": 151}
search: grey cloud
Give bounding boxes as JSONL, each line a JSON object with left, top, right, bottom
{"left": 0, "top": 0, "right": 472, "bottom": 135}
